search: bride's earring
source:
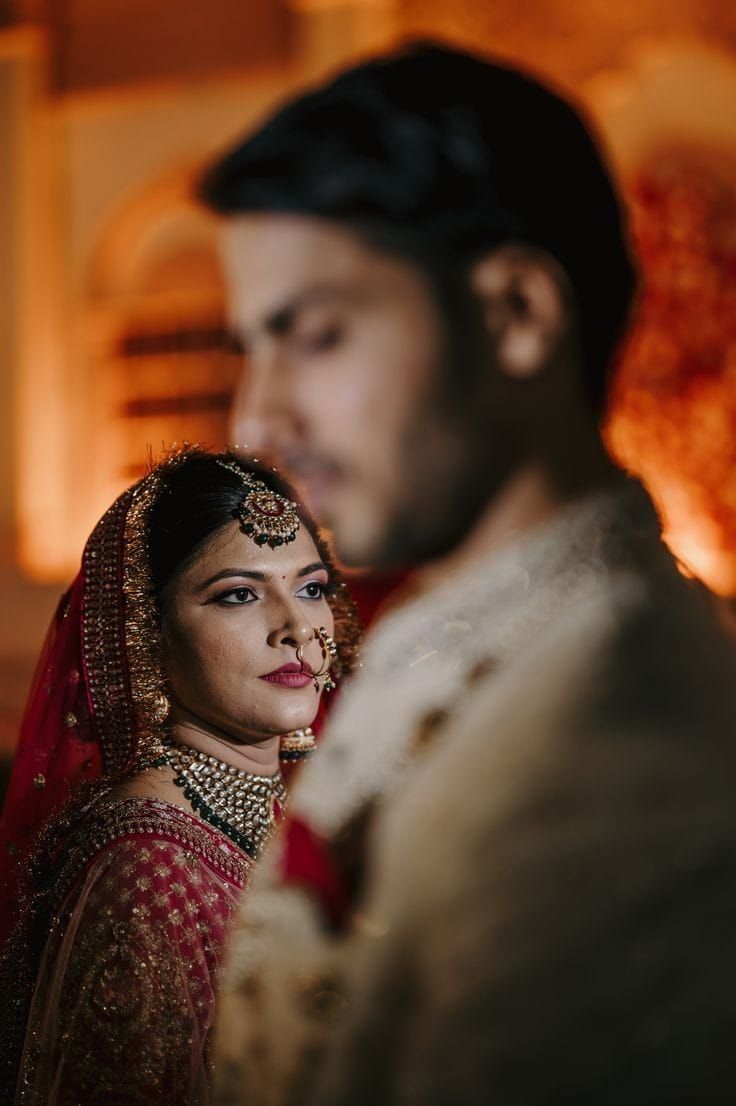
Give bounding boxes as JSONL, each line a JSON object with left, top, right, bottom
{"left": 151, "top": 692, "right": 171, "bottom": 724}
{"left": 279, "top": 727, "right": 317, "bottom": 761}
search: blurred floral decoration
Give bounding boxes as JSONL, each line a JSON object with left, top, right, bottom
{"left": 606, "top": 152, "right": 736, "bottom": 595}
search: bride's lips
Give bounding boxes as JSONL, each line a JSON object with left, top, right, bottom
{"left": 260, "top": 662, "right": 313, "bottom": 689}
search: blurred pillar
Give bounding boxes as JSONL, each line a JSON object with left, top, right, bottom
{"left": 0, "top": 28, "right": 63, "bottom": 754}
{"left": 0, "top": 28, "right": 38, "bottom": 568}
{"left": 0, "top": 27, "right": 71, "bottom": 580}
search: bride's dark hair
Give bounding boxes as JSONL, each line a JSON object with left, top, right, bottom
{"left": 147, "top": 447, "right": 360, "bottom": 676}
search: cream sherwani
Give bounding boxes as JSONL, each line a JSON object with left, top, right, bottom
{"left": 215, "top": 479, "right": 736, "bottom": 1105}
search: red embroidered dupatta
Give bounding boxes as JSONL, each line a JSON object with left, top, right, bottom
{"left": 0, "top": 468, "right": 168, "bottom": 947}
{"left": 0, "top": 458, "right": 251, "bottom": 1105}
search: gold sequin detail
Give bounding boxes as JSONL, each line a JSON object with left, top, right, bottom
{"left": 80, "top": 453, "right": 189, "bottom": 774}
{"left": 3, "top": 796, "right": 251, "bottom": 1105}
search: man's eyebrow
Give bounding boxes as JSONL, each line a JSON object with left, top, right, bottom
{"left": 238, "top": 285, "right": 353, "bottom": 350}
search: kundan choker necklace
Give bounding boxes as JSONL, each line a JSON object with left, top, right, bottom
{"left": 161, "top": 738, "right": 287, "bottom": 859}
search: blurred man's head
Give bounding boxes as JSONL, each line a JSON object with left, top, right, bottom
{"left": 201, "top": 43, "right": 636, "bottom": 568}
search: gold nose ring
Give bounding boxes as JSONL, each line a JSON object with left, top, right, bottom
{"left": 296, "top": 627, "right": 338, "bottom": 692}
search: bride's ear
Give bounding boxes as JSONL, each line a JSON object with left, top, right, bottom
{"left": 470, "top": 245, "right": 570, "bottom": 380}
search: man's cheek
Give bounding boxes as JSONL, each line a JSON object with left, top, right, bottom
{"left": 309, "top": 350, "right": 382, "bottom": 420}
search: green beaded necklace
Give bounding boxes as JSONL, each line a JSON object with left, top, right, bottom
{"left": 158, "top": 739, "right": 287, "bottom": 860}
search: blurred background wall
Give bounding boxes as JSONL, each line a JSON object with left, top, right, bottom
{"left": 1, "top": 0, "right": 736, "bottom": 753}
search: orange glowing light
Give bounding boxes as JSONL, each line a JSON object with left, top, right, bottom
{"left": 606, "top": 153, "right": 736, "bottom": 597}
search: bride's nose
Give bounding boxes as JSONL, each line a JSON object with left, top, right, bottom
{"left": 267, "top": 600, "right": 313, "bottom": 650}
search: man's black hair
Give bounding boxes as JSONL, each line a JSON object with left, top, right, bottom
{"left": 200, "top": 41, "right": 636, "bottom": 411}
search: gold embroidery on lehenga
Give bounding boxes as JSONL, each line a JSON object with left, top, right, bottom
{"left": 8, "top": 798, "right": 251, "bottom": 1105}
{"left": 56, "top": 899, "right": 199, "bottom": 1101}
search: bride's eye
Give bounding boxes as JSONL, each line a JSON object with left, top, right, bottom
{"left": 216, "top": 587, "right": 257, "bottom": 606}
{"left": 296, "top": 580, "right": 327, "bottom": 601}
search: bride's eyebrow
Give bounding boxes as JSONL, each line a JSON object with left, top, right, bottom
{"left": 198, "top": 561, "right": 328, "bottom": 592}
{"left": 197, "top": 568, "right": 269, "bottom": 591}
{"left": 296, "top": 561, "right": 329, "bottom": 578}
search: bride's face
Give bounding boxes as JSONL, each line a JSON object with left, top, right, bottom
{"left": 160, "top": 521, "right": 335, "bottom": 742}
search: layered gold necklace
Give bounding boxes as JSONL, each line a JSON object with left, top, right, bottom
{"left": 163, "top": 738, "right": 287, "bottom": 859}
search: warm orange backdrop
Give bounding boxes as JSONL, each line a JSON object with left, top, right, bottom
{"left": 2, "top": 0, "right": 736, "bottom": 753}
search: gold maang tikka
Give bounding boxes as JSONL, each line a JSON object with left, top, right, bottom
{"left": 216, "top": 459, "right": 301, "bottom": 549}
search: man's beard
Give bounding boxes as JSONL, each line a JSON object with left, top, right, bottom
{"left": 376, "top": 367, "right": 518, "bottom": 569}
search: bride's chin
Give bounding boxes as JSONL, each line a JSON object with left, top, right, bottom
{"left": 231, "top": 711, "right": 318, "bottom": 741}
{"left": 269, "top": 709, "right": 318, "bottom": 735}
{"left": 252, "top": 691, "right": 320, "bottom": 732}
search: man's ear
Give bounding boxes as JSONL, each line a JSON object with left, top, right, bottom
{"left": 470, "top": 245, "right": 570, "bottom": 379}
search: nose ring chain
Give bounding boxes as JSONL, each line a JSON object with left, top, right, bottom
{"left": 296, "top": 627, "right": 338, "bottom": 692}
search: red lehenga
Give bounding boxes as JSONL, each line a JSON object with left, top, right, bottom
{"left": 0, "top": 460, "right": 257, "bottom": 1106}
{"left": 6, "top": 797, "right": 249, "bottom": 1105}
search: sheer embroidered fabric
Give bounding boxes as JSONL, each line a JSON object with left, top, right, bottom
{"left": 6, "top": 797, "right": 249, "bottom": 1105}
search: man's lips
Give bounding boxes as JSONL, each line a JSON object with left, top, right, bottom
{"left": 260, "top": 662, "right": 313, "bottom": 689}
{"left": 280, "top": 452, "right": 345, "bottom": 505}
{"left": 284, "top": 452, "right": 344, "bottom": 482}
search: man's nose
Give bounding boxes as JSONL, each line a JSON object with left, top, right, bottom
{"left": 229, "top": 351, "right": 298, "bottom": 454}
{"left": 230, "top": 362, "right": 270, "bottom": 449}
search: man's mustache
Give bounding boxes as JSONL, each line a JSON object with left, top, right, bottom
{"left": 276, "top": 448, "right": 346, "bottom": 484}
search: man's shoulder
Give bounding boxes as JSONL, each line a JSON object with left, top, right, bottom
{"left": 466, "top": 554, "right": 735, "bottom": 748}
{"left": 394, "top": 560, "right": 736, "bottom": 854}
{"left": 364, "top": 562, "right": 736, "bottom": 967}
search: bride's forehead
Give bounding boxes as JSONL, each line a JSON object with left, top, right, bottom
{"left": 193, "top": 520, "right": 322, "bottom": 575}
